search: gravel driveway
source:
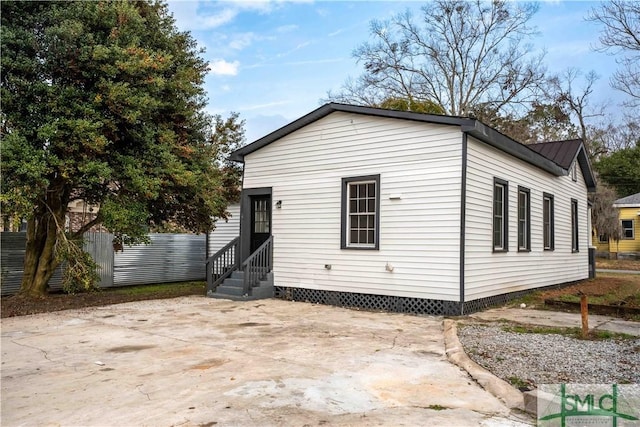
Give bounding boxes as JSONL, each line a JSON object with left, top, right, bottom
{"left": 1, "top": 297, "right": 532, "bottom": 426}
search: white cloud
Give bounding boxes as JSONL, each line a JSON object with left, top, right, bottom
{"left": 202, "top": 9, "right": 238, "bottom": 28}
{"left": 229, "top": 32, "right": 257, "bottom": 50}
{"left": 209, "top": 59, "right": 240, "bottom": 76}
{"left": 239, "top": 100, "right": 290, "bottom": 111}
{"left": 168, "top": 1, "right": 277, "bottom": 31}
{"left": 276, "top": 24, "right": 299, "bottom": 33}
{"left": 276, "top": 41, "right": 312, "bottom": 58}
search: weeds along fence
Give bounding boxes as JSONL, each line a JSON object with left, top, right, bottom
{"left": 1, "top": 232, "right": 206, "bottom": 296}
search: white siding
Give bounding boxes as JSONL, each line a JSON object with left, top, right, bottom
{"left": 207, "top": 203, "right": 240, "bottom": 257}
{"left": 464, "top": 137, "right": 589, "bottom": 301}
{"left": 243, "top": 112, "right": 463, "bottom": 301}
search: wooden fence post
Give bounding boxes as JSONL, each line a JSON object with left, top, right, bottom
{"left": 580, "top": 293, "right": 589, "bottom": 338}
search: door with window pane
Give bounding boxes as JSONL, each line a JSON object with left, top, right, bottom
{"left": 250, "top": 195, "right": 271, "bottom": 253}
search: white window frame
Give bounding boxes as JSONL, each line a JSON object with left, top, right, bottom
{"left": 621, "top": 219, "right": 635, "bottom": 240}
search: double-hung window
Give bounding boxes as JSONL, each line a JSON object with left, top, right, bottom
{"left": 341, "top": 175, "right": 380, "bottom": 249}
{"left": 621, "top": 220, "right": 635, "bottom": 240}
{"left": 571, "top": 199, "right": 579, "bottom": 252}
{"left": 493, "top": 178, "right": 508, "bottom": 252}
{"left": 517, "top": 186, "right": 530, "bottom": 251}
{"left": 543, "top": 193, "right": 554, "bottom": 250}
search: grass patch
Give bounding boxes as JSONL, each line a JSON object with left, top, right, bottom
{"left": 507, "top": 376, "right": 531, "bottom": 390}
{"left": 427, "top": 404, "right": 448, "bottom": 411}
{"left": 1, "top": 281, "right": 207, "bottom": 318}
{"left": 508, "top": 273, "right": 640, "bottom": 316}
{"left": 108, "top": 281, "right": 205, "bottom": 296}
{"left": 502, "top": 324, "right": 636, "bottom": 341}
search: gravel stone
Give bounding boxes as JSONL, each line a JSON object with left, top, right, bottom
{"left": 458, "top": 324, "right": 640, "bottom": 388}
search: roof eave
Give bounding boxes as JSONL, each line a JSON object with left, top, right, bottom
{"left": 230, "top": 104, "right": 336, "bottom": 162}
{"left": 576, "top": 145, "right": 597, "bottom": 192}
{"left": 461, "top": 121, "right": 566, "bottom": 177}
{"left": 613, "top": 203, "right": 640, "bottom": 208}
{"left": 229, "top": 103, "right": 475, "bottom": 162}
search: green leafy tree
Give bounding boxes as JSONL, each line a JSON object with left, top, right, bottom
{"left": 596, "top": 145, "right": 640, "bottom": 198}
{"left": 470, "top": 102, "right": 577, "bottom": 145}
{"left": 1, "top": 1, "right": 241, "bottom": 296}
{"left": 378, "top": 97, "right": 445, "bottom": 114}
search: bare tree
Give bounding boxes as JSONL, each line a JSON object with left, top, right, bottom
{"left": 326, "top": 0, "right": 546, "bottom": 116}
{"left": 588, "top": 1, "right": 640, "bottom": 105}
{"left": 590, "top": 181, "right": 622, "bottom": 251}
{"left": 546, "top": 68, "right": 607, "bottom": 159}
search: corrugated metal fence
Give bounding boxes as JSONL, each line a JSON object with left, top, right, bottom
{"left": 114, "top": 234, "right": 205, "bottom": 286}
{"left": 1, "top": 232, "right": 205, "bottom": 296}
{"left": 1, "top": 233, "right": 63, "bottom": 295}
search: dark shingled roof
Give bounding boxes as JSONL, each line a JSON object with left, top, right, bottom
{"left": 528, "top": 139, "right": 582, "bottom": 170}
{"left": 614, "top": 192, "right": 640, "bottom": 206}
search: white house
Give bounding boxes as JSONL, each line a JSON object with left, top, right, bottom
{"left": 206, "top": 103, "right": 596, "bottom": 315}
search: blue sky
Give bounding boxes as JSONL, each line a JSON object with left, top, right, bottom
{"left": 167, "top": 1, "right": 625, "bottom": 143}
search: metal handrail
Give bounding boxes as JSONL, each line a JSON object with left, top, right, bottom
{"left": 241, "top": 236, "right": 273, "bottom": 295}
{"left": 206, "top": 237, "right": 239, "bottom": 293}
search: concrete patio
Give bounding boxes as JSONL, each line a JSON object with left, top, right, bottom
{"left": 1, "top": 296, "right": 532, "bottom": 426}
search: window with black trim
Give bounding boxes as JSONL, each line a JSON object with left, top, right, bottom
{"left": 493, "top": 178, "right": 508, "bottom": 252}
{"left": 341, "top": 175, "right": 380, "bottom": 249}
{"left": 517, "top": 186, "right": 530, "bottom": 251}
{"left": 543, "top": 193, "right": 554, "bottom": 250}
{"left": 571, "top": 199, "right": 579, "bottom": 252}
{"left": 621, "top": 220, "right": 635, "bottom": 240}
{"left": 598, "top": 234, "right": 609, "bottom": 243}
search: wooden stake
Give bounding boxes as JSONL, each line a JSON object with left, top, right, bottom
{"left": 580, "top": 294, "right": 589, "bottom": 338}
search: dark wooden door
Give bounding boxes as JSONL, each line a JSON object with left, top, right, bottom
{"left": 250, "top": 195, "right": 271, "bottom": 253}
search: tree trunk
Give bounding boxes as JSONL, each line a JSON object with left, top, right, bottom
{"left": 20, "top": 192, "right": 67, "bottom": 297}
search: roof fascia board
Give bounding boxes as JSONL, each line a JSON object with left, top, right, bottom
{"left": 460, "top": 121, "right": 566, "bottom": 177}
{"left": 613, "top": 203, "right": 640, "bottom": 208}
{"left": 230, "top": 103, "right": 597, "bottom": 193}
{"left": 230, "top": 103, "right": 475, "bottom": 162}
{"left": 575, "top": 146, "right": 597, "bottom": 192}
{"left": 230, "top": 104, "right": 335, "bottom": 162}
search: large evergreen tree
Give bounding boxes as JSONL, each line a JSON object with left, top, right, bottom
{"left": 1, "top": 1, "right": 239, "bottom": 296}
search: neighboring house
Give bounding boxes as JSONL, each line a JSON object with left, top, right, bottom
{"left": 65, "top": 200, "right": 107, "bottom": 233}
{"left": 3, "top": 200, "right": 105, "bottom": 233}
{"left": 593, "top": 192, "right": 640, "bottom": 259}
{"left": 206, "top": 103, "right": 597, "bottom": 315}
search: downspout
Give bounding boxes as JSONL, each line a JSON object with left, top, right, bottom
{"left": 238, "top": 161, "right": 246, "bottom": 267}
{"left": 459, "top": 133, "right": 468, "bottom": 315}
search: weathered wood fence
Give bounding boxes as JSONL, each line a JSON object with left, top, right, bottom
{"left": 1, "top": 232, "right": 205, "bottom": 296}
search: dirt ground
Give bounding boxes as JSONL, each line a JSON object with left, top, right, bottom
{"left": 3, "top": 270, "right": 639, "bottom": 319}
{"left": 0, "top": 282, "right": 205, "bottom": 318}
{"left": 535, "top": 274, "right": 640, "bottom": 308}
{"left": 596, "top": 258, "right": 640, "bottom": 271}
